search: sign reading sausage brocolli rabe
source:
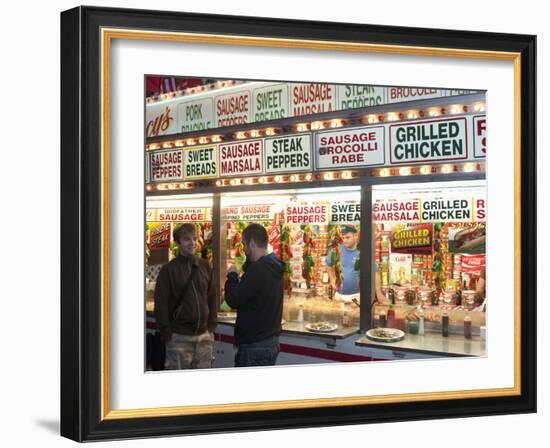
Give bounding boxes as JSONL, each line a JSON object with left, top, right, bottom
{"left": 316, "top": 126, "right": 385, "bottom": 169}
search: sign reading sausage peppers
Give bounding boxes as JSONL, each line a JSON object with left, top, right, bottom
{"left": 150, "top": 149, "right": 183, "bottom": 182}
{"left": 215, "top": 91, "right": 251, "bottom": 127}
{"left": 285, "top": 203, "right": 328, "bottom": 224}
{"left": 389, "top": 117, "right": 468, "bottom": 164}
{"left": 315, "top": 125, "right": 385, "bottom": 169}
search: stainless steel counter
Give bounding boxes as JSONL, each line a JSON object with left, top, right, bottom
{"left": 217, "top": 315, "right": 359, "bottom": 340}
{"left": 355, "top": 332, "right": 486, "bottom": 357}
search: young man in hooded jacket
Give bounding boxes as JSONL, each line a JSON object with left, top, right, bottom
{"left": 224, "top": 223, "right": 285, "bottom": 367}
{"left": 154, "top": 223, "right": 218, "bottom": 369}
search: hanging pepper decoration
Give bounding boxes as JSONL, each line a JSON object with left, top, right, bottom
{"left": 195, "top": 223, "right": 204, "bottom": 257}
{"left": 279, "top": 224, "right": 293, "bottom": 297}
{"left": 145, "top": 224, "right": 151, "bottom": 269}
{"left": 301, "top": 225, "right": 316, "bottom": 288}
{"left": 432, "top": 222, "right": 445, "bottom": 294}
{"left": 203, "top": 228, "right": 214, "bottom": 265}
{"left": 327, "top": 225, "right": 344, "bottom": 291}
{"left": 232, "top": 221, "right": 247, "bottom": 272}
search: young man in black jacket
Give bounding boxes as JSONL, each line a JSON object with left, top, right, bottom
{"left": 224, "top": 223, "right": 285, "bottom": 367}
{"left": 154, "top": 223, "right": 218, "bottom": 369}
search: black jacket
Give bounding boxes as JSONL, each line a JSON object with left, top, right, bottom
{"left": 154, "top": 254, "right": 218, "bottom": 340}
{"left": 224, "top": 253, "right": 285, "bottom": 345}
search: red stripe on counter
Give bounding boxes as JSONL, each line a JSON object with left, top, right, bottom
{"left": 213, "top": 333, "right": 383, "bottom": 363}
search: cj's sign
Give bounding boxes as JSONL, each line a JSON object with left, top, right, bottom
{"left": 146, "top": 106, "right": 175, "bottom": 137}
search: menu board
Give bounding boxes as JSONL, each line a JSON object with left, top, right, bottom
{"left": 472, "top": 115, "right": 487, "bottom": 158}
{"left": 146, "top": 81, "right": 482, "bottom": 136}
{"left": 177, "top": 97, "right": 214, "bottom": 133}
{"left": 183, "top": 145, "right": 218, "bottom": 179}
{"left": 336, "top": 85, "right": 385, "bottom": 109}
{"left": 252, "top": 83, "right": 290, "bottom": 122}
{"left": 316, "top": 126, "right": 385, "bottom": 169}
{"left": 264, "top": 134, "right": 312, "bottom": 173}
{"left": 215, "top": 91, "right": 251, "bottom": 127}
{"left": 291, "top": 83, "right": 335, "bottom": 116}
{"left": 373, "top": 192, "right": 486, "bottom": 224}
{"left": 149, "top": 222, "right": 171, "bottom": 249}
{"left": 150, "top": 149, "right": 183, "bottom": 181}
{"left": 148, "top": 207, "right": 212, "bottom": 222}
{"left": 219, "top": 140, "right": 263, "bottom": 177}
{"left": 329, "top": 202, "right": 361, "bottom": 224}
{"left": 389, "top": 117, "right": 468, "bottom": 164}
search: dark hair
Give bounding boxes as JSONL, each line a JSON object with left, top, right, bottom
{"left": 242, "top": 223, "right": 268, "bottom": 249}
{"left": 341, "top": 225, "right": 358, "bottom": 234}
{"left": 173, "top": 223, "right": 197, "bottom": 243}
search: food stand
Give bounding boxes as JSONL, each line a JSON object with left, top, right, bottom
{"left": 145, "top": 79, "right": 487, "bottom": 367}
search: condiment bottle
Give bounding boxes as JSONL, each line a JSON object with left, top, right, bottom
{"left": 442, "top": 311, "right": 449, "bottom": 337}
{"left": 379, "top": 311, "right": 387, "bottom": 328}
{"left": 464, "top": 314, "right": 472, "bottom": 339}
{"left": 388, "top": 288, "right": 395, "bottom": 305}
{"left": 297, "top": 304, "right": 304, "bottom": 322}
{"left": 387, "top": 306, "right": 396, "bottom": 328}
{"left": 418, "top": 308, "right": 425, "bottom": 336}
{"left": 342, "top": 303, "right": 350, "bottom": 327}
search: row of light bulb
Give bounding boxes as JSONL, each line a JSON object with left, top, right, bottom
{"left": 146, "top": 102, "right": 486, "bottom": 152}
{"left": 146, "top": 162, "right": 483, "bottom": 192}
{"left": 146, "top": 80, "right": 242, "bottom": 103}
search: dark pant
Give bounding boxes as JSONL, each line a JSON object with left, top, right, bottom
{"left": 235, "top": 336, "right": 280, "bottom": 367}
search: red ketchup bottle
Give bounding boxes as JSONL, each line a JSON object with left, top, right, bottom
{"left": 387, "top": 306, "right": 396, "bottom": 328}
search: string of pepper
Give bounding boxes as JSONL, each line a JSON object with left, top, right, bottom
{"left": 327, "top": 225, "right": 344, "bottom": 291}
{"left": 279, "top": 223, "right": 293, "bottom": 297}
{"left": 232, "top": 221, "right": 247, "bottom": 272}
{"left": 301, "top": 224, "right": 316, "bottom": 288}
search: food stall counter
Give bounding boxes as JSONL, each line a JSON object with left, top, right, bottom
{"left": 355, "top": 332, "right": 486, "bottom": 357}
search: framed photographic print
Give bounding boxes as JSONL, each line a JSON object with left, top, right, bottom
{"left": 60, "top": 5, "right": 536, "bottom": 442}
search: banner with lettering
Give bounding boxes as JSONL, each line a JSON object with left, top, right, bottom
{"left": 148, "top": 207, "right": 213, "bottom": 222}
{"left": 391, "top": 223, "right": 433, "bottom": 254}
{"left": 316, "top": 125, "right": 385, "bottom": 169}
{"left": 150, "top": 149, "right": 184, "bottom": 181}
{"left": 183, "top": 145, "right": 218, "bottom": 179}
{"left": 215, "top": 91, "right": 251, "bottom": 127}
{"left": 177, "top": 97, "right": 214, "bottom": 133}
{"left": 146, "top": 81, "right": 480, "bottom": 137}
{"left": 285, "top": 203, "right": 329, "bottom": 224}
{"left": 373, "top": 190, "right": 486, "bottom": 224}
{"left": 329, "top": 201, "right": 361, "bottom": 224}
{"left": 264, "top": 134, "right": 312, "bottom": 173}
{"left": 219, "top": 140, "right": 263, "bottom": 177}
{"left": 149, "top": 222, "right": 171, "bottom": 249}
{"left": 389, "top": 116, "right": 468, "bottom": 164}
{"left": 222, "top": 204, "right": 277, "bottom": 221}
{"left": 252, "top": 83, "right": 290, "bottom": 122}
{"left": 472, "top": 115, "right": 487, "bottom": 158}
